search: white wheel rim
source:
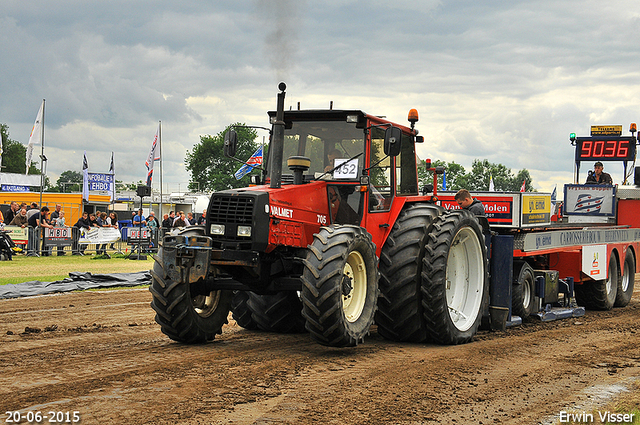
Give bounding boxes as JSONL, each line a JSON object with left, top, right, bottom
{"left": 622, "top": 259, "right": 631, "bottom": 292}
{"left": 193, "top": 291, "right": 221, "bottom": 318}
{"left": 522, "top": 277, "right": 532, "bottom": 310}
{"left": 606, "top": 259, "right": 616, "bottom": 296}
{"left": 343, "top": 251, "right": 367, "bottom": 323}
{"left": 446, "top": 227, "right": 484, "bottom": 332}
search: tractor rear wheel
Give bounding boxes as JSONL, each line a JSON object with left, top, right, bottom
{"left": 575, "top": 254, "right": 619, "bottom": 310}
{"left": 231, "top": 291, "right": 259, "bottom": 330}
{"left": 512, "top": 261, "right": 537, "bottom": 318}
{"left": 149, "top": 229, "right": 232, "bottom": 343}
{"left": 376, "top": 203, "right": 442, "bottom": 342}
{"left": 247, "top": 291, "right": 306, "bottom": 333}
{"left": 615, "top": 249, "right": 635, "bottom": 307}
{"left": 421, "top": 210, "right": 488, "bottom": 345}
{"left": 301, "top": 225, "right": 379, "bottom": 347}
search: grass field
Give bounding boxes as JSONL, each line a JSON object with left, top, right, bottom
{"left": 0, "top": 252, "right": 154, "bottom": 285}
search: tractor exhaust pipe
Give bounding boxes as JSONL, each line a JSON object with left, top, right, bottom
{"left": 270, "top": 82, "right": 287, "bottom": 189}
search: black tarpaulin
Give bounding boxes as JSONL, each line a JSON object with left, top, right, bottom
{"left": 0, "top": 271, "right": 151, "bottom": 299}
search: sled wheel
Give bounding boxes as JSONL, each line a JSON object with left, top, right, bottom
{"left": 575, "top": 253, "right": 619, "bottom": 311}
{"left": 421, "top": 210, "right": 489, "bottom": 345}
{"left": 247, "top": 291, "right": 306, "bottom": 333}
{"left": 301, "top": 225, "right": 379, "bottom": 347}
{"left": 149, "top": 229, "right": 232, "bottom": 343}
{"left": 377, "top": 203, "right": 442, "bottom": 342}
{"left": 512, "top": 261, "right": 537, "bottom": 318}
{"left": 231, "top": 291, "right": 259, "bottom": 330}
{"left": 615, "top": 249, "right": 635, "bottom": 307}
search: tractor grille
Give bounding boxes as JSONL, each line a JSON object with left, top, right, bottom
{"left": 209, "top": 195, "right": 254, "bottom": 225}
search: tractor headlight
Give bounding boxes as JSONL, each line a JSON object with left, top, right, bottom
{"left": 237, "top": 225, "right": 252, "bottom": 237}
{"left": 210, "top": 224, "right": 225, "bottom": 235}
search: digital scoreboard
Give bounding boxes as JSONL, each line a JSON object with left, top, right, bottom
{"left": 574, "top": 136, "right": 636, "bottom": 162}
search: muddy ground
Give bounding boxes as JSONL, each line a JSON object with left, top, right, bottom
{"left": 1, "top": 283, "right": 639, "bottom": 425}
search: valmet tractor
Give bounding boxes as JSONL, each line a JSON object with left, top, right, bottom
{"left": 150, "top": 83, "right": 489, "bottom": 347}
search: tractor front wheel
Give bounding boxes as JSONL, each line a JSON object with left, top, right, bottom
{"left": 149, "top": 229, "right": 232, "bottom": 343}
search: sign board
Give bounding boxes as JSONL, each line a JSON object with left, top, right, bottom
{"left": 521, "top": 193, "right": 552, "bottom": 225}
{"left": 591, "top": 125, "right": 622, "bottom": 136}
{"left": 127, "top": 227, "right": 151, "bottom": 246}
{"left": 564, "top": 184, "right": 616, "bottom": 216}
{"left": 44, "top": 227, "right": 74, "bottom": 247}
{"left": 4, "top": 226, "right": 28, "bottom": 244}
{"left": 88, "top": 173, "right": 114, "bottom": 192}
{"left": 519, "top": 227, "right": 640, "bottom": 252}
{"left": 582, "top": 245, "right": 607, "bottom": 279}
{"left": 1, "top": 184, "right": 30, "bottom": 192}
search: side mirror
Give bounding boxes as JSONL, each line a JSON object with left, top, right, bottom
{"left": 384, "top": 126, "right": 402, "bottom": 157}
{"left": 224, "top": 129, "right": 238, "bottom": 157}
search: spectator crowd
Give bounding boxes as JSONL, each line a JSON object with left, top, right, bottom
{"left": 1, "top": 200, "right": 206, "bottom": 259}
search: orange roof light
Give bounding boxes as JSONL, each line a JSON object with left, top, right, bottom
{"left": 408, "top": 109, "right": 419, "bottom": 124}
{"left": 630, "top": 123, "right": 637, "bottom": 133}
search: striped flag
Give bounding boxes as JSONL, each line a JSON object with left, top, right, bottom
{"left": 520, "top": 179, "right": 526, "bottom": 192}
{"left": 235, "top": 146, "right": 263, "bottom": 180}
{"left": 574, "top": 194, "right": 604, "bottom": 213}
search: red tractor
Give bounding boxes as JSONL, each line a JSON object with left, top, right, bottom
{"left": 150, "top": 83, "right": 488, "bottom": 347}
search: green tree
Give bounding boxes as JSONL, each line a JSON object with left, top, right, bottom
{"left": 418, "top": 157, "right": 534, "bottom": 193}
{"left": 54, "top": 170, "right": 83, "bottom": 192}
{"left": 185, "top": 124, "right": 259, "bottom": 192}
{"left": 509, "top": 169, "right": 534, "bottom": 192}
{"left": 419, "top": 160, "right": 468, "bottom": 191}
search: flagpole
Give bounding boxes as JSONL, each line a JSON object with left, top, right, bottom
{"left": 159, "top": 121, "right": 163, "bottom": 216}
{"left": 39, "top": 99, "right": 45, "bottom": 209}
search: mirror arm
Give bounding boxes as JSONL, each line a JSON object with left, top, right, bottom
{"left": 362, "top": 154, "right": 390, "bottom": 173}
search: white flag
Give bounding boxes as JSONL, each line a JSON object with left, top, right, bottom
{"left": 145, "top": 123, "right": 161, "bottom": 186}
{"left": 26, "top": 100, "right": 44, "bottom": 173}
{"left": 489, "top": 175, "right": 495, "bottom": 191}
{"left": 82, "top": 151, "right": 89, "bottom": 202}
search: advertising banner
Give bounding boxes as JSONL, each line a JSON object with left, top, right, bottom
{"left": 87, "top": 173, "right": 114, "bottom": 192}
{"left": 78, "top": 227, "right": 121, "bottom": 245}
{"left": 127, "top": 227, "right": 151, "bottom": 247}
{"left": 44, "top": 227, "right": 74, "bottom": 247}
{"left": 1, "top": 184, "right": 30, "bottom": 192}
{"left": 564, "top": 184, "right": 616, "bottom": 216}
{"left": 4, "top": 226, "right": 28, "bottom": 244}
{"left": 521, "top": 193, "right": 551, "bottom": 225}
{"left": 438, "top": 192, "right": 519, "bottom": 227}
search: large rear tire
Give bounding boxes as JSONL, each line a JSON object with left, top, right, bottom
{"left": 301, "top": 225, "right": 379, "bottom": 347}
{"left": 512, "top": 261, "right": 537, "bottom": 318}
{"left": 615, "top": 249, "right": 635, "bottom": 307}
{"left": 149, "top": 229, "right": 232, "bottom": 343}
{"left": 575, "top": 253, "right": 619, "bottom": 310}
{"left": 421, "top": 210, "right": 488, "bottom": 345}
{"left": 231, "top": 291, "right": 259, "bottom": 330}
{"left": 376, "top": 203, "right": 442, "bottom": 342}
{"left": 247, "top": 291, "right": 306, "bottom": 333}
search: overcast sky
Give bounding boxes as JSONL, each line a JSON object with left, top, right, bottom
{"left": 1, "top": 0, "right": 639, "bottom": 194}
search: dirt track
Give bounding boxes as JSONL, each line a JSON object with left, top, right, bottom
{"left": 1, "top": 284, "right": 639, "bottom": 425}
